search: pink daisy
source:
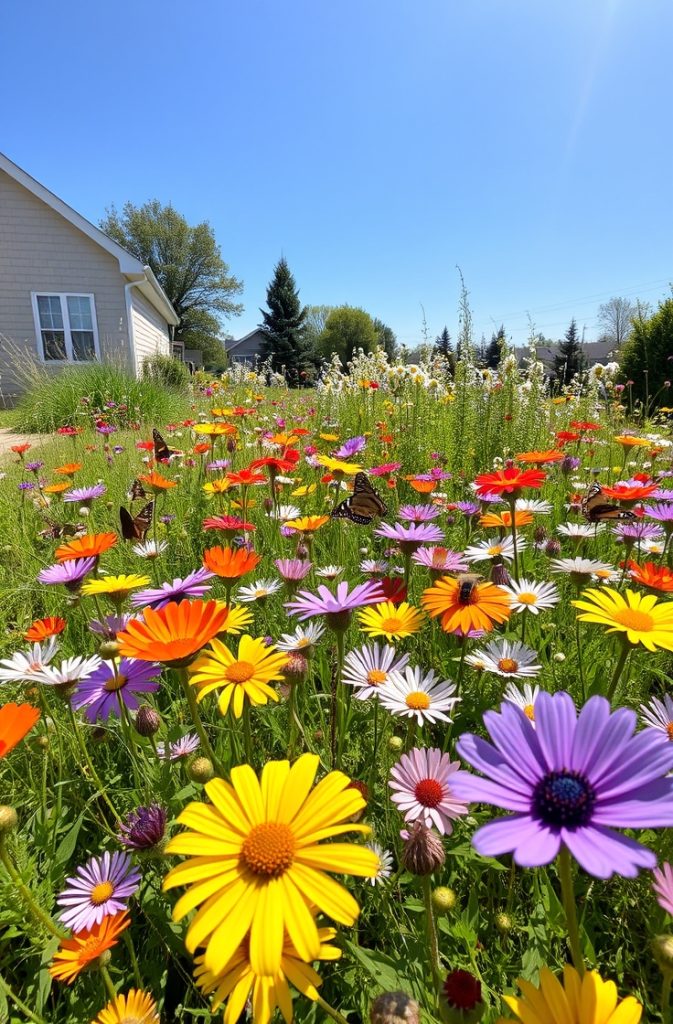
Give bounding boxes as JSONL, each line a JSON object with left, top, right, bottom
{"left": 653, "top": 861, "right": 673, "bottom": 916}
{"left": 389, "top": 747, "right": 468, "bottom": 834}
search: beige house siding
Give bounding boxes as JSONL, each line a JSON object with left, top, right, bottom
{"left": 0, "top": 168, "right": 132, "bottom": 398}
{"left": 130, "top": 288, "right": 171, "bottom": 374}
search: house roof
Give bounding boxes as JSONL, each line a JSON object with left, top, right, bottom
{"left": 225, "top": 327, "right": 266, "bottom": 352}
{"left": 0, "top": 151, "right": 179, "bottom": 326}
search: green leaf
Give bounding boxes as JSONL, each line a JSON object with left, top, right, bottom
{"left": 51, "top": 810, "right": 85, "bottom": 874}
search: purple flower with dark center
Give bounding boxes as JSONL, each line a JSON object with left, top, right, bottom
{"left": 452, "top": 691, "right": 673, "bottom": 878}
{"left": 157, "top": 733, "right": 200, "bottom": 760}
{"left": 130, "top": 567, "right": 215, "bottom": 609}
{"left": 118, "top": 804, "right": 167, "bottom": 850}
{"left": 398, "top": 504, "right": 442, "bottom": 523}
{"left": 334, "top": 435, "right": 366, "bottom": 458}
{"left": 285, "top": 580, "right": 385, "bottom": 629}
{"left": 113, "top": 445, "right": 124, "bottom": 455}
{"left": 71, "top": 659, "right": 161, "bottom": 722}
{"left": 89, "top": 614, "right": 134, "bottom": 640}
{"left": 455, "top": 501, "right": 481, "bottom": 516}
{"left": 375, "top": 522, "right": 444, "bottom": 553}
{"left": 57, "top": 851, "right": 141, "bottom": 931}
{"left": 63, "top": 484, "right": 107, "bottom": 505}
{"left": 38, "top": 557, "right": 96, "bottom": 591}
{"left": 207, "top": 459, "right": 230, "bottom": 471}
{"left": 612, "top": 522, "right": 664, "bottom": 543}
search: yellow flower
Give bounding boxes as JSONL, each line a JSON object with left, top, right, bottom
{"left": 498, "top": 964, "right": 642, "bottom": 1024}
{"left": 81, "top": 574, "right": 150, "bottom": 602}
{"left": 291, "top": 483, "right": 317, "bottom": 498}
{"left": 613, "top": 434, "right": 650, "bottom": 449}
{"left": 319, "top": 433, "right": 340, "bottom": 443}
{"left": 193, "top": 925, "right": 340, "bottom": 1024}
{"left": 572, "top": 587, "right": 673, "bottom": 651}
{"left": 358, "top": 601, "right": 425, "bottom": 640}
{"left": 204, "top": 478, "right": 232, "bottom": 496}
{"left": 91, "top": 988, "right": 159, "bottom": 1023}
{"left": 212, "top": 603, "right": 254, "bottom": 635}
{"left": 315, "top": 456, "right": 362, "bottom": 476}
{"left": 194, "top": 422, "right": 238, "bottom": 437}
{"left": 163, "top": 753, "right": 378, "bottom": 977}
{"left": 284, "top": 516, "right": 329, "bottom": 534}
{"left": 190, "top": 636, "right": 289, "bottom": 717}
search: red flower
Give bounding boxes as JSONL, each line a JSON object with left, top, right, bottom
{"left": 379, "top": 576, "right": 408, "bottom": 604}
{"left": 474, "top": 466, "right": 546, "bottom": 497}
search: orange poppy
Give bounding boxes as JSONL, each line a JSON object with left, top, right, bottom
{"left": 202, "top": 545, "right": 261, "bottom": 579}
{"left": 421, "top": 576, "right": 512, "bottom": 634}
{"left": 0, "top": 704, "right": 40, "bottom": 757}
{"left": 474, "top": 467, "right": 546, "bottom": 497}
{"left": 479, "top": 509, "right": 534, "bottom": 529}
{"left": 43, "top": 482, "right": 71, "bottom": 495}
{"left": 54, "top": 463, "right": 83, "bottom": 476}
{"left": 515, "top": 449, "right": 565, "bottom": 465}
{"left": 627, "top": 561, "right": 673, "bottom": 593}
{"left": 49, "top": 912, "right": 130, "bottom": 984}
{"left": 55, "top": 533, "right": 118, "bottom": 563}
{"left": 116, "top": 600, "right": 229, "bottom": 665}
{"left": 24, "top": 616, "right": 66, "bottom": 642}
{"left": 138, "top": 471, "right": 178, "bottom": 492}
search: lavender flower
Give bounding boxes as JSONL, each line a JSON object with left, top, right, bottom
{"left": 25, "top": 461, "right": 44, "bottom": 473}
{"left": 156, "top": 733, "right": 200, "bottom": 760}
{"left": 130, "top": 568, "right": 215, "bottom": 609}
{"left": 285, "top": 580, "right": 385, "bottom": 629}
{"left": 274, "top": 558, "right": 312, "bottom": 581}
{"left": 118, "top": 804, "right": 167, "bottom": 850}
{"left": 454, "top": 501, "right": 481, "bottom": 516}
{"left": 38, "top": 557, "right": 96, "bottom": 591}
{"left": 57, "top": 851, "right": 140, "bottom": 931}
{"left": 412, "top": 547, "right": 470, "bottom": 573}
{"left": 398, "top": 504, "right": 442, "bottom": 523}
{"left": 63, "top": 484, "right": 107, "bottom": 505}
{"left": 89, "top": 614, "right": 135, "bottom": 640}
{"left": 374, "top": 522, "right": 444, "bottom": 552}
{"left": 612, "top": 522, "right": 664, "bottom": 543}
{"left": 71, "top": 659, "right": 161, "bottom": 722}
{"left": 334, "top": 435, "right": 366, "bottom": 458}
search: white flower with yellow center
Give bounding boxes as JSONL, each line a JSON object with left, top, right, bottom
{"left": 378, "top": 666, "right": 459, "bottom": 725}
{"left": 236, "top": 579, "right": 282, "bottom": 603}
{"left": 464, "top": 536, "right": 524, "bottom": 564}
{"left": 503, "top": 681, "right": 541, "bottom": 725}
{"left": 501, "top": 578, "right": 559, "bottom": 615}
{"left": 466, "top": 638, "right": 542, "bottom": 678}
{"left": 342, "top": 643, "right": 409, "bottom": 700}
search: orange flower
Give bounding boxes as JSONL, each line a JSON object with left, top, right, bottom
{"left": 54, "top": 463, "right": 83, "bottom": 476}
{"left": 226, "top": 469, "right": 266, "bottom": 487}
{"left": 628, "top": 561, "right": 673, "bottom": 593}
{"left": 55, "top": 533, "right": 118, "bottom": 563}
{"left": 474, "top": 467, "right": 546, "bottom": 497}
{"left": 202, "top": 545, "right": 261, "bottom": 579}
{"left": 600, "top": 482, "right": 659, "bottom": 503}
{"left": 614, "top": 434, "right": 650, "bottom": 449}
{"left": 478, "top": 510, "right": 534, "bottom": 529}
{"left": 43, "top": 482, "right": 71, "bottom": 495}
{"left": 421, "top": 576, "right": 512, "bottom": 634}
{"left": 138, "top": 471, "right": 178, "bottom": 492}
{"left": 10, "top": 444, "right": 31, "bottom": 455}
{"left": 116, "top": 600, "right": 229, "bottom": 665}
{"left": 407, "top": 478, "right": 437, "bottom": 495}
{"left": 24, "top": 616, "right": 66, "bottom": 642}
{"left": 193, "top": 442, "right": 212, "bottom": 455}
{"left": 49, "top": 912, "right": 130, "bottom": 984}
{"left": 515, "top": 449, "right": 565, "bottom": 465}
{"left": 0, "top": 704, "right": 40, "bottom": 757}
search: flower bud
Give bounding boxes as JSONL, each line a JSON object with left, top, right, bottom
{"left": 370, "top": 991, "right": 421, "bottom": 1024}
{"left": 0, "top": 806, "right": 18, "bottom": 834}
{"left": 313, "top": 728, "right": 324, "bottom": 743}
{"left": 134, "top": 705, "right": 161, "bottom": 737}
{"left": 441, "top": 969, "right": 485, "bottom": 1024}
{"left": 432, "top": 887, "right": 457, "bottom": 914}
{"left": 490, "top": 563, "right": 510, "bottom": 587}
{"left": 553, "top": 652, "right": 566, "bottom": 663}
{"left": 188, "top": 757, "right": 215, "bottom": 783}
{"left": 401, "top": 821, "right": 445, "bottom": 876}
{"left": 545, "top": 539, "right": 561, "bottom": 557}
{"left": 98, "top": 640, "right": 122, "bottom": 659}
{"left": 652, "top": 935, "right": 673, "bottom": 972}
{"left": 96, "top": 949, "right": 112, "bottom": 968}
{"left": 282, "top": 653, "right": 309, "bottom": 683}
{"left": 388, "top": 736, "right": 404, "bottom": 753}
{"left": 494, "top": 911, "right": 514, "bottom": 934}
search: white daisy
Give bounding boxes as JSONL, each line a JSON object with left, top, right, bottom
{"left": 315, "top": 565, "right": 345, "bottom": 581}
{"left": 591, "top": 567, "right": 622, "bottom": 584}
{"left": 38, "top": 655, "right": 102, "bottom": 688}
{"left": 236, "top": 579, "right": 282, "bottom": 603}
{"left": 501, "top": 578, "right": 559, "bottom": 615}
{"left": 503, "top": 681, "right": 541, "bottom": 725}
{"left": 557, "top": 522, "right": 605, "bottom": 539}
{"left": 464, "top": 536, "right": 524, "bottom": 564}
{"left": 0, "top": 639, "right": 59, "bottom": 684}
{"left": 271, "top": 504, "right": 302, "bottom": 521}
{"left": 360, "top": 558, "right": 390, "bottom": 576}
{"left": 276, "top": 622, "right": 325, "bottom": 655}
{"left": 640, "top": 695, "right": 673, "bottom": 739}
{"left": 465, "top": 639, "right": 541, "bottom": 678}
{"left": 515, "top": 498, "right": 553, "bottom": 515}
{"left": 366, "top": 841, "right": 393, "bottom": 885}
{"left": 132, "top": 540, "right": 168, "bottom": 559}
{"left": 643, "top": 539, "right": 666, "bottom": 555}
{"left": 342, "top": 643, "right": 409, "bottom": 700}
{"left": 378, "top": 666, "right": 459, "bottom": 725}
{"left": 550, "top": 557, "right": 614, "bottom": 580}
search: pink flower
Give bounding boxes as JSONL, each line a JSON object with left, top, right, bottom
{"left": 389, "top": 747, "right": 468, "bottom": 834}
{"left": 653, "top": 861, "right": 673, "bottom": 916}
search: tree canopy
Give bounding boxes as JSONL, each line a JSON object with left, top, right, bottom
{"left": 619, "top": 298, "right": 673, "bottom": 413}
{"left": 318, "top": 306, "right": 378, "bottom": 364}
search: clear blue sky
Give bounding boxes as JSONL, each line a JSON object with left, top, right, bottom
{"left": 2, "top": 0, "right": 672, "bottom": 349}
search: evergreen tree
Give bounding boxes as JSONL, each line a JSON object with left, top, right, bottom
{"left": 484, "top": 325, "right": 506, "bottom": 368}
{"left": 433, "top": 326, "right": 455, "bottom": 373}
{"left": 619, "top": 298, "right": 673, "bottom": 413}
{"left": 372, "top": 318, "right": 398, "bottom": 360}
{"left": 258, "top": 258, "right": 309, "bottom": 384}
{"left": 553, "top": 319, "right": 585, "bottom": 385}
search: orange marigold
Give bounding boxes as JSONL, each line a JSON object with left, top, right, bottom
{"left": 421, "top": 576, "right": 512, "bottom": 634}
{"left": 628, "top": 561, "right": 673, "bottom": 593}
{"left": 49, "top": 912, "right": 130, "bottom": 984}
{"left": 24, "top": 616, "right": 67, "bottom": 642}
{"left": 515, "top": 449, "right": 565, "bottom": 465}
{"left": 138, "top": 471, "right": 178, "bottom": 492}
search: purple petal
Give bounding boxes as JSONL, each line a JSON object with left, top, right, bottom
{"left": 534, "top": 692, "right": 577, "bottom": 772}
{"left": 594, "top": 729, "right": 673, "bottom": 800}
{"left": 471, "top": 814, "right": 561, "bottom": 866}
{"left": 561, "top": 825, "right": 656, "bottom": 879}
{"left": 481, "top": 702, "right": 546, "bottom": 782}
{"left": 450, "top": 770, "right": 532, "bottom": 812}
{"left": 594, "top": 777, "right": 673, "bottom": 827}
{"left": 454, "top": 735, "right": 535, "bottom": 798}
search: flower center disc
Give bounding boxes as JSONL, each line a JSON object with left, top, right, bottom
{"left": 241, "top": 822, "right": 296, "bottom": 877}
{"left": 406, "top": 691, "right": 431, "bottom": 710}
{"left": 532, "top": 770, "right": 596, "bottom": 828}
{"left": 367, "top": 668, "right": 387, "bottom": 686}
{"left": 225, "top": 661, "right": 256, "bottom": 684}
{"left": 518, "top": 592, "right": 537, "bottom": 605}
{"left": 497, "top": 658, "right": 519, "bottom": 674}
{"left": 666, "top": 722, "right": 673, "bottom": 741}
{"left": 103, "top": 674, "right": 127, "bottom": 692}
{"left": 90, "top": 881, "right": 114, "bottom": 905}
{"left": 381, "top": 617, "right": 403, "bottom": 633}
{"left": 414, "top": 778, "right": 443, "bottom": 807}
{"left": 524, "top": 704, "right": 535, "bottom": 720}
{"left": 612, "top": 608, "right": 655, "bottom": 633}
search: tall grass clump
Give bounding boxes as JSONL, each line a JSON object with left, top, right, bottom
{"left": 141, "top": 352, "right": 191, "bottom": 390}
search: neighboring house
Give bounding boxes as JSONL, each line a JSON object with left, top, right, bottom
{"left": 514, "top": 340, "right": 618, "bottom": 373}
{"left": 225, "top": 328, "right": 266, "bottom": 365}
{"left": 172, "top": 341, "right": 204, "bottom": 370}
{"left": 0, "top": 152, "right": 179, "bottom": 403}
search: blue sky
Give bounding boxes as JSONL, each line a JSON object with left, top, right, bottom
{"left": 2, "top": 0, "right": 671, "bottom": 349}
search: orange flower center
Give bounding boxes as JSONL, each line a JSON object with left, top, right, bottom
{"left": 406, "top": 690, "right": 431, "bottom": 710}
{"left": 488, "top": 546, "right": 503, "bottom": 556}
{"left": 524, "top": 704, "right": 535, "bottom": 720}
{"left": 241, "top": 822, "right": 295, "bottom": 877}
{"left": 414, "top": 778, "right": 443, "bottom": 807}
{"left": 225, "top": 661, "right": 256, "bottom": 683}
{"left": 104, "top": 673, "right": 127, "bottom": 692}
{"left": 380, "top": 616, "right": 403, "bottom": 633}
{"left": 432, "top": 548, "right": 449, "bottom": 568}
{"left": 90, "top": 881, "right": 114, "bottom": 905}
{"left": 497, "top": 658, "right": 519, "bottom": 674}
{"left": 81, "top": 935, "right": 104, "bottom": 957}
{"left": 612, "top": 608, "right": 655, "bottom": 633}
{"left": 366, "top": 669, "right": 387, "bottom": 686}
{"left": 517, "top": 592, "right": 537, "bottom": 605}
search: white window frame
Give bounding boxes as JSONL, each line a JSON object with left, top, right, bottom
{"left": 30, "top": 292, "right": 101, "bottom": 363}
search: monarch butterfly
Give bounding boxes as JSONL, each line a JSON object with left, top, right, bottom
{"left": 330, "top": 472, "right": 387, "bottom": 525}
{"left": 153, "top": 429, "right": 180, "bottom": 463}
{"left": 581, "top": 482, "right": 636, "bottom": 523}
{"left": 128, "top": 478, "right": 146, "bottom": 502}
{"left": 119, "top": 501, "right": 154, "bottom": 541}
{"left": 456, "top": 573, "right": 482, "bottom": 604}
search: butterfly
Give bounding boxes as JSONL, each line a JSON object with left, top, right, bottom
{"left": 38, "top": 516, "right": 86, "bottom": 541}
{"left": 119, "top": 501, "right": 154, "bottom": 541}
{"left": 153, "top": 428, "right": 180, "bottom": 463}
{"left": 581, "top": 482, "right": 636, "bottom": 523}
{"left": 330, "top": 472, "right": 387, "bottom": 525}
{"left": 128, "top": 478, "right": 146, "bottom": 502}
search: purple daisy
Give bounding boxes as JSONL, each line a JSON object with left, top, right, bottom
{"left": 652, "top": 489, "right": 673, "bottom": 502}
{"left": 285, "top": 580, "right": 385, "bottom": 628}
{"left": 118, "top": 804, "right": 167, "bottom": 850}
{"left": 274, "top": 558, "right": 313, "bottom": 581}
{"left": 71, "top": 659, "right": 161, "bottom": 722}
{"left": 38, "top": 557, "right": 96, "bottom": 591}
{"left": 389, "top": 747, "right": 468, "bottom": 834}
{"left": 156, "top": 732, "right": 200, "bottom": 760}
{"left": 454, "top": 501, "right": 481, "bottom": 516}
{"left": 63, "top": 484, "right": 107, "bottom": 505}
{"left": 612, "top": 522, "right": 664, "bottom": 543}
{"left": 412, "top": 546, "right": 470, "bottom": 573}
{"left": 89, "top": 613, "right": 135, "bottom": 640}
{"left": 333, "top": 435, "right": 366, "bottom": 458}
{"left": 130, "top": 567, "right": 215, "bottom": 609}
{"left": 398, "top": 504, "right": 442, "bottom": 523}
{"left": 452, "top": 691, "right": 673, "bottom": 878}
{"left": 653, "top": 862, "right": 673, "bottom": 917}
{"left": 645, "top": 503, "right": 673, "bottom": 526}
{"left": 374, "top": 522, "right": 444, "bottom": 552}
{"left": 57, "top": 851, "right": 140, "bottom": 931}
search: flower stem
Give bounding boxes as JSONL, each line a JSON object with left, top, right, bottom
{"left": 508, "top": 497, "right": 520, "bottom": 581}
{"left": 0, "top": 838, "right": 67, "bottom": 940}
{"left": 0, "top": 968, "right": 47, "bottom": 1024}
{"left": 558, "top": 847, "right": 584, "bottom": 976}
{"left": 662, "top": 969, "right": 672, "bottom": 1024}
{"left": 606, "top": 641, "right": 630, "bottom": 703}
{"left": 99, "top": 962, "right": 118, "bottom": 1001}
{"left": 176, "top": 667, "right": 224, "bottom": 776}
{"left": 242, "top": 702, "right": 254, "bottom": 766}
{"left": 66, "top": 705, "right": 122, "bottom": 827}
{"left": 334, "top": 629, "right": 347, "bottom": 770}
{"left": 422, "top": 875, "right": 444, "bottom": 1012}
{"left": 314, "top": 993, "right": 351, "bottom": 1024}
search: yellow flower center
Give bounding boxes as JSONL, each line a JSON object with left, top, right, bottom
{"left": 225, "top": 661, "right": 256, "bottom": 683}
{"left": 241, "top": 822, "right": 295, "bottom": 877}
{"left": 612, "top": 608, "right": 655, "bottom": 633}
{"left": 367, "top": 669, "right": 387, "bottom": 686}
{"left": 406, "top": 691, "right": 431, "bottom": 710}
{"left": 498, "top": 658, "right": 519, "bottom": 674}
{"left": 488, "top": 546, "right": 503, "bottom": 556}
{"left": 103, "top": 673, "right": 127, "bottom": 692}
{"left": 380, "top": 616, "right": 403, "bottom": 633}
{"left": 524, "top": 704, "right": 535, "bottom": 720}
{"left": 90, "top": 881, "right": 114, "bottom": 905}
{"left": 517, "top": 592, "right": 537, "bottom": 605}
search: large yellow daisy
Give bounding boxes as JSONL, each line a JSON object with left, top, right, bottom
{"left": 91, "top": 988, "right": 159, "bottom": 1024}
{"left": 81, "top": 574, "right": 150, "bottom": 602}
{"left": 190, "top": 636, "right": 289, "bottom": 717}
{"left": 572, "top": 587, "right": 673, "bottom": 652}
{"left": 498, "top": 964, "right": 641, "bottom": 1024}
{"left": 163, "top": 754, "right": 378, "bottom": 977}
{"left": 315, "top": 456, "right": 362, "bottom": 476}
{"left": 358, "top": 601, "right": 425, "bottom": 640}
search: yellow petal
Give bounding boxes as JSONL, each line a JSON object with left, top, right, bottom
{"left": 202, "top": 880, "right": 259, "bottom": 973}
{"left": 277, "top": 753, "right": 320, "bottom": 824}
{"left": 249, "top": 877, "right": 285, "bottom": 976}
{"left": 279, "top": 872, "right": 320, "bottom": 963}
{"left": 261, "top": 760, "right": 290, "bottom": 819}
{"left": 230, "top": 763, "right": 265, "bottom": 824}
{"left": 205, "top": 778, "right": 252, "bottom": 833}
{"left": 297, "top": 843, "right": 379, "bottom": 876}
{"left": 289, "top": 862, "right": 360, "bottom": 925}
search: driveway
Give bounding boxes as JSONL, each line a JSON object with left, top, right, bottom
{"left": 0, "top": 428, "right": 46, "bottom": 458}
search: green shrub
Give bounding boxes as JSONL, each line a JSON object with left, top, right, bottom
{"left": 142, "top": 353, "right": 191, "bottom": 390}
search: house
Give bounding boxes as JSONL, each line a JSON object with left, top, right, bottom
{"left": 514, "top": 340, "right": 619, "bottom": 373}
{"left": 225, "top": 328, "right": 266, "bottom": 365}
{"left": 0, "top": 152, "right": 179, "bottom": 403}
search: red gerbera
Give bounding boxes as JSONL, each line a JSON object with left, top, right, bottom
{"left": 202, "top": 514, "right": 256, "bottom": 534}
{"left": 226, "top": 469, "right": 266, "bottom": 487}
{"left": 379, "top": 576, "right": 408, "bottom": 604}
{"left": 474, "top": 466, "right": 546, "bottom": 497}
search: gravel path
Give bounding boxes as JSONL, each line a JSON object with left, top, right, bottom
{"left": 0, "top": 428, "right": 46, "bottom": 458}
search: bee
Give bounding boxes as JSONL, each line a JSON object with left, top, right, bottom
{"left": 457, "top": 573, "right": 482, "bottom": 605}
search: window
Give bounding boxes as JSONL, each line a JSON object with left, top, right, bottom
{"left": 31, "top": 293, "right": 99, "bottom": 362}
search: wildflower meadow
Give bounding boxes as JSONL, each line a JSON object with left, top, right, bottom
{"left": 1, "top": 349, "right": 673, "bottom": 1024}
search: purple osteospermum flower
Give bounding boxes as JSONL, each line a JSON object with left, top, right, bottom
{"left": 157, "top": 732, "right": 200, "bottom": 760}
{"left": 454, "top": 501, "right": 481, "bottom": 516}
{"left": 652, "top": 489, "right": 673, "bottom": 502}
{"left": 653, "top": 862, "right": 673, "bottom": 916}
{"left": 118, "top": 804, "right": 167, "bottom": 850}
{"left": 26, "top": 461, "right": 44, "bottom": 473}
{"left": 274, "top": 558, "right": 312, "bottom": 582}
{"left": 645, "top": 503, "right": 673, "bottom": 525}
{"left": 398, "top": 504, "right": 442, "bottom": 523}
{"left": 375, "top": 522, "right": 444, "bottom": 552}
{"left": 63, "top": 484, "right": 107, "bottom": 505}
{"left": 57, "top": 851, "right": 140, "bottom": 931}
{"left": 89, "top": 614, "right": 134, "bottom": 640}
{"left": 207, "top": 459, "right": 230, "bottom": 471}
{"left": 452, "top": 691, "right": 673, "bottom": 879}
{"left": 412, "top": 546, "right": 469, "bottom": 573}
{"left": 333, "top": 435, "right": 366, "bottom": 458}
{"left": 285, "top": 580, "right": 385, "bottom": 627}
{"left": 71, "top": 659, "right": 161, "bottom": 722}
{"left": 130, "top": 567, "right": 215, "bottom": 610}
{"left": 389, "top": 747, "right": 468, "bottom": 834}
{"left": 38, "top": 557, "right": 96, "bottom": 590}
{"left": 612, "top": 522, "right": 664, "bottom": 543}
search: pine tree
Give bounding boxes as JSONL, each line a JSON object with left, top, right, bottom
{"left": 484, "top": 325, "right": 506, "bottom": 369}
{"left": 553, "top": 319, "right": 585, "bottom": 385}
{"left": 258, "top": 258, "right": 308, "bottom": 384}
{"left": 433, "top": 326, "right": 452, "bottom": 358}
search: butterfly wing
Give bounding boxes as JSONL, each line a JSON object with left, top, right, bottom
{"left": 330, "top": 473, "right": 387, "bottom": 525}
{"left": 129, "top": 478, "right": 146, "bottom": 501}
{"left": 120, "top": 502, "right": 154, "bottom": 541}
{"left": 153, "top": 429, "right": 171, "bottom": 462}
{"left": 582, "top": 483, "right": 635, "bottom": 522}
{"left": 120, "top": 506, "right": 138, "bottom": 541}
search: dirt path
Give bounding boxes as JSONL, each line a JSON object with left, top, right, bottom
{"left": 0, "top": 427, "right": 46, "bottom": 458}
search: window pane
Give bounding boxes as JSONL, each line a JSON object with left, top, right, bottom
{"left": 37, "top": 295, "right": 63, "bottom": 330}
{"left": 42, "top": 331, "right": 66, "bottom": 360}
{"left": 67, "top": 295, "right": 93, "bottom": 331}
{"left": 71, "top": 331, "right": 95, "bottom": 361}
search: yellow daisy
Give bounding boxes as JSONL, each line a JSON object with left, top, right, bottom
{"left": 163, "top": 753, "right": 378, "bottom": 977}
{"left": 190, "top": 636, "right": 289, "bottom": 717}
{"left": 194, "top": 925, "right": 340, "bottom": 1024}
{"left": 498, "top": 964, "right": 642, "bottom": 1024}
{"left": 284, "top": 516, "right": 330, "bottom": 534}
{"left": 315, "top": 456, "right": 362, "bottom": 476}
{"left": 91, "top": 988, "right": 159, "bottom": 1023}
{"left": 203, "top": 478, "right": 232, "bottom": 496}
{"left": 572, "top": 587, "right": 673, "bottom": 652}
{"left": 291, "top": 483, "right": 317, "bottom": 498}
{"left": 212, "top": 603, "right": 254, "bottom": 635}
{"left": 613, "top": 434, "right": 650, "bottom": 449}
{"left": 358, "top": 601, "right": 425, "bottom": 640}
{"left": 81, "top": 574, "right": 151, "bottom": 605}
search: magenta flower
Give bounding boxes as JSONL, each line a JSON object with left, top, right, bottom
{"left": 38, "top": 557, "right": 96, "bottom": 591}
{"left": 653, "top": 862, "right": 673, "bottom": 916}
{"left": 71, "top": 659, "right": 161, "bottom": 722}
{"left": 389, "top": 747, "right": 468, "bottom": 835}
{"left": 118, "top": 804, "right": 167, "bottom": 850}
{"left": 130, "top": 568, "right": 215, "bottom": 609}
{"left": 412, "top": 547, "right": 470, "bottom": 573}
{"left": 285, "top": 580, "right": 385, "bottom": 629}
{"left": 398, "top": 504, "right": 442, "bottom": 523}
{"left": 452, "top": 692, "right": 673, "bottom": 878}
{"left": 370, "top": 462, "right": 402, "bottom": 477}
{"left": 374, "top": 522, "right": 444, "bottom": 552}
{"left": 57, "top": 851, "right": 140, "bottom": 931}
